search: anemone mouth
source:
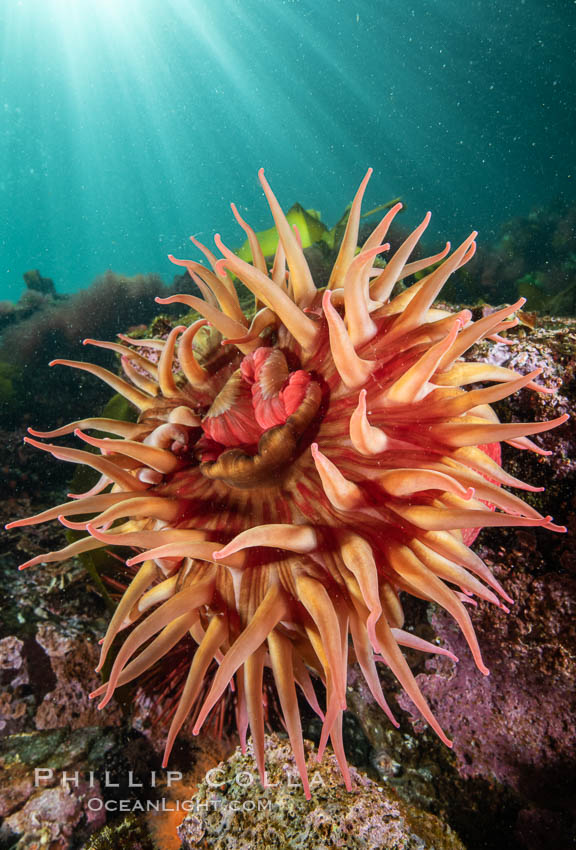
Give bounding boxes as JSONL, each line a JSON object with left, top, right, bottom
{"left": 198, "top": 380, "right": 323, "bottom": 489}
{"left": 195, "top": 345, "right": 325, "bottom": 489}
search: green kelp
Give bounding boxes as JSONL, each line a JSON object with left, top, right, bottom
{"left": 237, "top": 196, "right": 401, "bottom": 261}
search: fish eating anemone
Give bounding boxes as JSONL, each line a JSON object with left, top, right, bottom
{"left": 7, "top": 168, "right": 568, "bottom": 800}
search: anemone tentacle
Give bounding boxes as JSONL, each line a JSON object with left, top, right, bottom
{"left": 9, "top": 169, "right": 566, "bottom": 799}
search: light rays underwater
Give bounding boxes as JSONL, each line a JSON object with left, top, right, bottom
{"left": 1, "top": 0, "right": 573, "bottom": 301}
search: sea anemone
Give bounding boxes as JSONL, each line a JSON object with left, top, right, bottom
{"left": 8, "top": 169, "right": 567, "bottom": 799}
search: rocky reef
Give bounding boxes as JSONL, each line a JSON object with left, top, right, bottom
{"left": 0, "top": 270, "right": 202, "bottom": 433}
{"left": 176, "top": 733, "right": 465, "bottom": 850}
{"left": 446, "top": 198, "right": 576, "bottom": 312}
{"left": 0, "top": 270, "right": 62, "bottom": 335}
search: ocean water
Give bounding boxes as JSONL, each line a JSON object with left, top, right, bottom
{"left": 1, "top": 6, "right": 575, "bottom": 849}
{"left": 0, "top": 0, "right": 574, "bottom": 303}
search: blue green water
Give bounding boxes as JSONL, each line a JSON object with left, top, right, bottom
{"left": 0, "top": 0, "right": 574, "bottom": 302}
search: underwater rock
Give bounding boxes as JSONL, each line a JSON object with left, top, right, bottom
{"left": 0, "top": 726, "right": 181, "bottom": 847}
{"left": 79, "top": 734, "right": 234, "bottom": 849}
{"left": 23, "top": 268, "right": 57, "bottom": 297}
{"left": 82, "top": 813, "right": 156, "bottom": 850}
{"left": 398, "top": 559, "right": 576, "bottom": 849}
{"left": 447, "top": 198, "right": 576, "bottom": 309}
{"left": 0, "top": 281, "right": 57, "bottom": 336}
{"left": 0, "top": 300, "right": 17, "bottom": 333}
{"left": 34, "top": 621, "right": 124, "bottom": 731}
{"left": 0, "top": 727, "right": 113, "bottom": 844}
{"left": 0, "top": 270, "right": 64, "bottom": 336}
{"left": 0, "top": 271, "right": 198, "bottom": 430}
{"left": 177, "top": 733, "right": 465, "bottom": 850}
{"left": 514, "top": 806, "right": 576, "bottom": 850}
{"left": 0, "top": 636, "right": 31, "bottom": 735}
{"left": 1, "top": 781, "right": 104, "bottom": 849}
{"left": 0, "top": 271, "right": 193, "bottom": 370}
{"left": 0, "top": 425, "right": 74, "bottom": 500}
{"left": 0, "top": 495, "right": 123, "bottom": 738}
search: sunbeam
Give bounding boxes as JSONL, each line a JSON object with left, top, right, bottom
{"left": 0, "top": 0, "right": 572, "bottom": 301}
